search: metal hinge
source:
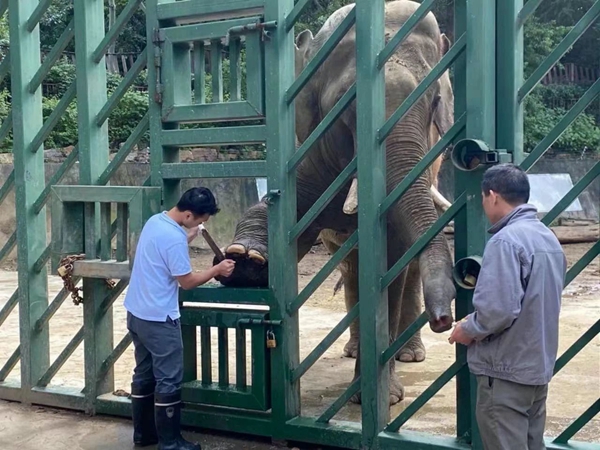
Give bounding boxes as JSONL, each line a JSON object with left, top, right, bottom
{"left": 152, "top": 28, "right": 164, "bottom": 104}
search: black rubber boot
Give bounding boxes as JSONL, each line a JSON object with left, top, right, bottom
{"left": 131, "top": 382, "right": 158, "bottom": 447}
{"left": 155, "top": 390, "right": 201, "bottom": 450}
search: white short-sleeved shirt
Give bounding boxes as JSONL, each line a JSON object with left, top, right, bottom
{"left": 124, "top": 211, "right": 191, "bottom": 321}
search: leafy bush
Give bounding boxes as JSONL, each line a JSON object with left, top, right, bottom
{"left": 42, "top": 96, "right": 78, "bottom": 149}
{"left": 107, "top": 89, "right": 149, "bottom": 148}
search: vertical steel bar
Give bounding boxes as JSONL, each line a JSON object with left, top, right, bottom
{"left": 218, "top": 328, "right": 229, "bottom": 387}
{"left": 9, "top": 0, "right": 50, "bottom": 404}
{"left": 200, "top": 326, "right": 212, "bottom": 385}
{"left": 235, "top": 327, "right": 247, "bottom": 389}
{"left": 74, "top": 0, "right": 113, "bottom": 413}
{"left": 194, "top": 41, "right": 206, "bottom": 104}
{"left": 263, "top": 0, "right": 299, "bottom": 438}
{"left": 211, "top": 40, "right": 223, "bottom": 103}
{"left": 181, "top": 324, "right": 197, "bottom": 383}
{"left": 229, "top": 37, "right": 242, "bottom": 102}
{"left": 355, "top": 0, "right": 387, "bottom": 446}
{"left": 116, "top": 203, "right": 128, "bottom": 262}
{"left": 100, "top": 203, "right": 111, "bottom": 261}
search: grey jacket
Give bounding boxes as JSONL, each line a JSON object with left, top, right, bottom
{"left": 462, "top": 204, "right": 567, "bottom": 386}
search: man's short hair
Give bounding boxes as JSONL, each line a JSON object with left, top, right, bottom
{"left": 482, "top": 163, "right": 530, "bottom": 205}
{"left": 176, "top": 187, "right": 220, "bottom": 216}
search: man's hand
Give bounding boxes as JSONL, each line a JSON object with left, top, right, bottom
{"left": 448, "top": 321, "right": 474, "bottom": 346}
{"left": 213, "top": 259, "right": 235, "bottom": 277}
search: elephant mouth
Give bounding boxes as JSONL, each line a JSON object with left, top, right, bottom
{"left": 212, "top": 243, "right": 269, "bottom": 288}
{"left": 429, "top": 314, "right": 453, "bottom": 333}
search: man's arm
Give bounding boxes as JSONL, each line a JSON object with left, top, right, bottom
{"left": 176, "top": 267, "right": 219, "bottom": 290}
{"left": 461, "top": 239, "right": 525, "bottom": 341}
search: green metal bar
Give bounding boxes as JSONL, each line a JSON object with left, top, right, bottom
{"left": 32, "top": 244, "right": 51, "bottom": 273}
{"left": 291, "top": 304, "right": 359, "bottom": 383}
{"left": 29, "top": 18, "right": 75, "bottom": 94}
{"left": 285, "top": 0, "right": 312, "bottom": 32}
{"left": 97, "top": 47, "right": 148, "bottom": 126}
{"left": 542, "top": 162, "right": 600, "bottom": 226}
{"left": 287, "top": 85, "right": 356, "bottom": 172}
{"left": 26, "top": 0, "right": 53, "bottom": 32}
{"left": 381, "top": 312, "right": 429, "bottom": 365}
{"left": 0, "top": 289, "right": 18, "bottom": 328}
{"left": 288, "top": 231, "right": 358, "bottom": 314}
{"left": 0, "top": 169, "right": 14, "bottom": 205}
{"left": 116, "top": 204, "right": 128, "bottom": 262}
{"left": 553, "top": 399, "right": 600, "bottom": 444}
{"left": 161, "top": 161, "right": 266, "bottom": 179}
{"left": 0, "top": 346, "right": 21, "bottom": 382}
{"left": 32, "top": 146, "right": 79, "bottom": 214}
{"left": 229, "top": 37, "right": 242, "bottom": 101}
{"left": 34, "top": 280, "right": 81, "bottom": 332}
{"left": 29, "top": 81, "right": 77, "bottom": 153}
{"left": 385, "top": 358, "right": 467, "bottom": 432}
{"left": 0, "top": 0, "right": 7, "bottom": 17}
{"left": 289, "top": 157, "right": 357, "bottom": 242}
{"left": 382, "top": 193, "right": 466, "bottom": 290}
{"left": 519, "top": 1, "right": 600, "bottom": 102}
{"left": 161, "top": 125, "right": 266, "bottom": 147}
{"left": 37, "top": 327, "right": 84, "bottom": 387}
{"left": 520, "top": 78, "right": 600, "bottom": 171}
{"left": 0, "top": 230, "right": 15, "bottom": 263}
{"left": 554, "top": 319, "right": 600, "bottom": 375}
{"left": 99, "top": 279, "right": 129, "bottom": 316}
{"left": 201, "top": 326, "right": 212, "bottom": 385}
{"left": 565, "top": 240, "right": 600, "bottom": 287}
{"left": 218, "top": 328, "right": 229, "bottom": 387}
{"left": 316, "top": 378, "right": 361, "bottom": 423}
{"left": 98, "top": 114, "right": 149, "bottom": 185}
{"left": 157, "top": 0, "right": 264, "bottom": 22}
{"left": 194, "top": 41, "right": 206, "bottom": 104}
{"left": 380, "top": 113, "right": 466, "bottom": 216}
{"left": 378, "top": 33, "right": 466, "bottom": 143}
{"left": 164, "top": 102, "right": 262, "bottom": 123}
{"left": 211, "top": 40, "right": 224, "bottom": 103}
{"left": 235, "top": 327, "right": 247, "bottom": 389}
{"left": 0, "top": 110, "right": 12, "bottom": 143}
{"left": 377, "top": 0, "right": 436, "bottom": 68}
{"left": 286, "top": 6, "right": 356, "bottom": 104}
{"left": 93, "top": 0, "right": 143, "bottom": 63}
{"left": 161, "top": 16, "right": 263, "bottom": 43}
{"left": 100, "top": 203, "right": 111, "bottom": 260}
{"left": 517, "top": 0, "right": 544, "bottom": 26}
{"left": 0, "top": 51, "right": 10, "bottom": 83}
{"left": 99, "top": 333, "right": 133, "bottom": 379}
{"left": 245, "top": 28, "right": 264, "bottom": 113}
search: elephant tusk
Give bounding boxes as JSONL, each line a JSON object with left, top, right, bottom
{"left": 431, "top": 185, "right": 452, "bottom": 211}
{"left": 343, "top": 178, "right": 358, "bottom": 215}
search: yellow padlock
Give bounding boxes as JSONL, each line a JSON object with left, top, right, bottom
{"left": 57, "top": 265, "right": 69, "bottom": 277}
{"left": 266, "top": 330, "right": 277, "bottom": 349}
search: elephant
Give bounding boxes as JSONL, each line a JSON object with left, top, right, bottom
{"left": 212, "top": 1, "right": 456, "bottom": 405}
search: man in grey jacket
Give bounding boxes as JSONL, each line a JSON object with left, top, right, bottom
{"left": 449, "top": 163, "right": 567, "bottom": 450}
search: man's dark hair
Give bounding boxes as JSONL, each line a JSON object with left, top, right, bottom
{"left": 176, "top": 187, "right": 220, "bottom": 216}
{"left": 481, "top": 163, "right": 530, "bottom": 205}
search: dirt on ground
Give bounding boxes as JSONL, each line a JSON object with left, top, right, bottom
{"left": 0, "top": 224, "right": 598, "bottom": 444}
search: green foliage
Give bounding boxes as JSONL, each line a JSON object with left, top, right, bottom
{"left": 523, "top": 16, "right": 572, "bottom": 79}
{"left": 41, "top": 96, "right": 78, "bottom": 149}
{"left": 107, "top": 90, "right": 149, "bottom": 148}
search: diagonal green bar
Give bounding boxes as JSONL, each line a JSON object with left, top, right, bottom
{"left": 519, "top": 1, "right": 600, "bottom": 102}
{"left": 289, "top": 157, "right": 357, "bottom": 242}
{"left": 26, "top": 0, "right": 53, "bottom": 32}
{"left": 291, "top": 304, "right": 359, "bottom": 383}
{"left": 287, "top": 85, "right": 356, "bottom": 172}
{"left": 0, "top": 345, "right": 20, "bottom": 382}
{"left": 377, "top": 0, "right": 436, "bottom": 68}
{"left": 97, "top": 47, "right": 148, "bottom": 126}
{"left": 0, "top": 169, "right": 14, "bottom": 205}
{"left": 0, "top": 110, "right": 12, "bottom": 143}
{"left": 554, "top": 319, "right": 600, "bottom": 375}
{"left": 553, "top": 399, "right": 600, "bottom": 444}
{"left": 29, "top": 81, "right": 77, "bottom": 153}
{"left": 385, "top": 358, "right": 466, "bottom": 432}
{"left": 0, "top": 289, "right": 18, "bottom": 328}
{"left": 33, "top": 146, "right": 79, "bottom": 214}
{"left": 29, "top": 18, "right": 75, "bottom": 93}
{"left": 0, "top": 51, "right": 10, "bottom": 83}
{"left": 520, "top": 78, "right": 600, "bottom": 171}
{"left": 542, "top": 161, "right": 600, "bottom": 226}
{"left": 380, "top": 113, "right": 466, "bottom": 216}
{"left": 317, "top": 377, "right": 361, "bottom": 423}
{"left": 285, "top": 0, "right": 312, "bottom": 32}
{"left": 0, "top": 230, "right": 16, "bottom": 263}
{"left": 382, "top": 193, "right": 467, "bottom": 290}
{"left": 35, "top": 279, "right": 81, "bottom": 333}
{"left": 98, "top": 333, "right": 133, "bottom": 378}
{"left": 565, "top": 240, "right": 600, "bottom": 287}
{"left": 286, "top": 6, "right": 356, "bottom": 104}
{"left": 517, "top": 0, "right": 545, "bottom": 26}
{"left": 98, "top": 113, "right": 149, "bottom": 185}
{"left": 32, "top": 244, "right": 52, "bottom": 273}
{"left": 93, "top": 0, "right": 143, "bottom": 63}
{"left": 37, "top": 326, "right": 84, "bottom": 387}
{"left": 99, "top": 280, "right": 129, "bottom": 316}
{"left": 381, "top": 312, "right": 429, "bottom": 365}
{"left": 288, "top": 231, "right": 358, "bottom": 314}
{"left": 378, "top": 33, "right": 466, "bottom": 143}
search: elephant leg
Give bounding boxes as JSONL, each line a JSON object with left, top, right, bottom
{"left": 395, "top": 261, "right": 426, "bottom": 363}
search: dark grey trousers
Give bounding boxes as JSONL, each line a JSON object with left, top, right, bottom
{"left": 476, "top": 375, "right": 548, "bottom": 450}
{"left": 127, "top": 311, "right": 184, "bottom": 395}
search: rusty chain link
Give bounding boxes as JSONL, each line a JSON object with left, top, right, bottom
{"left": 57, "top": 254, "right": 116, "bottom": 306}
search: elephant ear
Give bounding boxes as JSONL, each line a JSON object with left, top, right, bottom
{"left": 295, "top": 29, "right": 314, "bottom": 74}
{"left": 433, "top": 33, "right": 454, "bottom": 137}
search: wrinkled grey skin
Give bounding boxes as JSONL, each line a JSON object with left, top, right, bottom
{"left": 214, "top": 1, "right": 456, "bottom": 406}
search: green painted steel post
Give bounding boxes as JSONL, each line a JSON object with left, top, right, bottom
{"left": 263, "top": 0, "right": 300, "bottom": 437}
{"left": 356, "top": 0, "right": 388, "bottom": 447}
{"left": 74, "top": 0, "right": 113, "bottom": 413}
{"left": 9, "top": 0, "right": 49, "bottom": 402}
{"left": 453, "top": 0, "right": 496, "bottom": 448}
{"left": 497, "top": 0, "right": 524, "bottom": 164}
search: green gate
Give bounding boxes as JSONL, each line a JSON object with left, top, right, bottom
{"left": 0, "top": 0, "right": 598, "bottom": 449}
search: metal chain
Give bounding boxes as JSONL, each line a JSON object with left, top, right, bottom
{"left": 57, "top": 254, "right": 116, "bottom": 306}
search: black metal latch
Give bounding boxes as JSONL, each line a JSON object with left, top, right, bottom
{"left": 225, "top": 20, "right": 278, "bottom": 44}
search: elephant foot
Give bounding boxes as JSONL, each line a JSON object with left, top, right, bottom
{"left": 348, "top": 372, "right": 404, "bottom": 406}
{"left": 395, "top": 335, "right": 426, "bottom": 363}
{"left": 343, "top": 336, "right": 359, "bottom": 358}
